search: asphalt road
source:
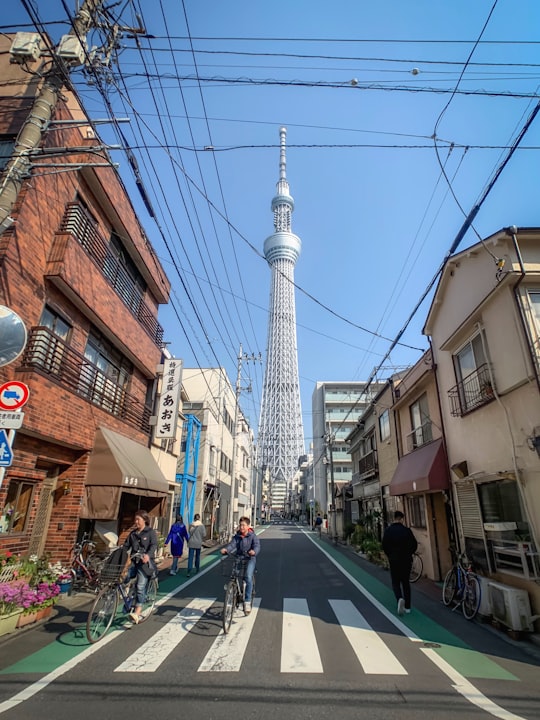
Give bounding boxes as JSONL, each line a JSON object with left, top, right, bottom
{"left": 0, "top": 522, "right": 539, "bottom": 720}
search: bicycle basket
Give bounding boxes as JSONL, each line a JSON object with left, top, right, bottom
{"left": 221, "top": 555, "right": 247, "bottom": 578}
{"left": 99, "top": 563, "right": 126, "bottom": 583}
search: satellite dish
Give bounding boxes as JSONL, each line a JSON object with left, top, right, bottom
{"left": 0, "top": 305, "right": 27, "bottom": 367}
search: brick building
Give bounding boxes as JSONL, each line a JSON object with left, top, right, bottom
{"left": 0, "top": 35, "right": 171, "bottom": 562}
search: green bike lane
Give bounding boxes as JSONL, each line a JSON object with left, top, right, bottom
{"left": 0, "top": 526, "right": 535, "bottom": 686}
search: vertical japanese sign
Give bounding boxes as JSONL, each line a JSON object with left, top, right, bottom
{"left": 155, "top": 358, "right": 183, "bottom": 439}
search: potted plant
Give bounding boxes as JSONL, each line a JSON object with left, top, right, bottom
{"left": 0, "top": 581, "right": 25, "bottom": 636}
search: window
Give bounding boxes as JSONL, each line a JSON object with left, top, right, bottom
{"left": 408, "top": 495, "right": 426, "bottom": 528}
{"left": 455, "top": 334, "right": 487, "bottom": 384}
{"left": 79, "top": 330, "right": 132, "bottom": 414}
{"left": 478, "top": 479, "right": 529, "bottom": 534}
{"left": 409, "top": 393, "right": 432, "bottom": 449}
{"left": 0, "top": 139, "right": 15, "bottom": 172}
{"left": 378, "top": 409, "right": 390, "bottom": 442}
{"left": 0, "top": 480, "right": 34, "bottom": 534}
{"left": 31, "top": 306, "right": 71, "bottom": 375}
{"left": 528, "top": 290, "right": 540, "bottom": 356}
{"left": 103, "top": 232, "right": 146, "bottom": 314}
{"left": 450, "top": 332, "right": 493, "bottom": 414}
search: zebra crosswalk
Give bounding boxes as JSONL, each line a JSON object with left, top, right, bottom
{"left": 114, "top": 596, "right": 410, "bottom": 675}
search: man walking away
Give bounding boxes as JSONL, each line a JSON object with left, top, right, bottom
{"left": 382, "top": 510, "right": 418, "bottom": 616}
{"left": 187, "top": 513, "right": 206, "bottom": 577}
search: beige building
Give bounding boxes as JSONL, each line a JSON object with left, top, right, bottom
{"left": 387, "top": 352, "right": 453, "bottom": 581}
{"left": 424, "top": 227, "right": 540, "bottom": 624}
{"left": 181, "top": 368, "right": 254, "bottom": 539}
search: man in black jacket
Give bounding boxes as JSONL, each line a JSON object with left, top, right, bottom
{"left": 382, "top": 511, "right": 418, "bottom": 616}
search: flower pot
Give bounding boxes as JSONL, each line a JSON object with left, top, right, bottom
{"left": 17, "top": 611, "right": 39, "bottom": 628}
{"left": 35, "top": 606, "right": 53, "bottom": 622}
{"left": 0, "top": 611, "right": 22, "bottom": 637}
{"left": 58, "top": 581, "right": 72, "bottom": 594}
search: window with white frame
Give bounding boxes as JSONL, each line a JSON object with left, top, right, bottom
{"left": 409, "top": 393, "right": 432, "bottom": 449}
{"left": 452, "top": 331, "right": 492, "bottom": 413}
{"left": 378, "top": 409, "right": 390, "bottom": 442}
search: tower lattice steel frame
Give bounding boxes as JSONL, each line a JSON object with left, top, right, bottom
{"left": 257, "top": 127, "right": 305, "bottom": 509}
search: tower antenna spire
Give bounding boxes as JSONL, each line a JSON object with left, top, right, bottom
{"left": 257, "top": 127, "right": 305, "bottom": 516}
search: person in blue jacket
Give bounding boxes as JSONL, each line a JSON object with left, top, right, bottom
{"left": 166, "top": 514, "right": 189, "bottom": 575}
{"left": 221, "top": 516, "right": 260, "bottom": 613}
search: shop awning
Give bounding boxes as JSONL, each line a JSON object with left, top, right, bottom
{"left": 80, "top": 427, "right": 169, "bottom": 520}
{"left": 389, "top": 438, "right": 450, "bottom": 496}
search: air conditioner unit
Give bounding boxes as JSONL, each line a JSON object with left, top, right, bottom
{"left": 488, "top": 581, "right": 533, "bottom": 632}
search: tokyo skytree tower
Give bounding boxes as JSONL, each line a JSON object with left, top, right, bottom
{"left": 257, "top": 127, "right": 305, "bottom": 507}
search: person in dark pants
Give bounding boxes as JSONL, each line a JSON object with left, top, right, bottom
{"left": 382, "top": 510, "right": 418, "bottom": 616}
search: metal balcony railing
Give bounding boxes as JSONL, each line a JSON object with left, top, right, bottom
{"left": 20, "top": 326, "right": 152, "bottom": 432}
{"left": 448, "top": 362, "right": 496, "bottom": 417}
{"left": 58, "top": 202, "right": 163, "bottom": 346}
{"left": 358, "top": 449, "right": 377, "bottom": 478}
{"left": 406, "top": 420, "right": 433, "bottom": 452}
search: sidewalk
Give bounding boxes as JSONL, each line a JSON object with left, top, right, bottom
{"left": 0, "top": 542, "right": 220, "bottom": 649}
{"left": 327, "top": 532, "right": 540, "bottom": 661}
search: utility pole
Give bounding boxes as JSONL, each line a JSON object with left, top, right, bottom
{"left": 0, "top": 0, "right": 145, "bottom": 234}
{"left": 325, "top": 425, "right": 336, "bottom": 543}
{"left": 227, "top": 344, "right": 260, "bottom": 537}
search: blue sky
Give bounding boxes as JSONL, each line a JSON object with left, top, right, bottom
{"left": 3, "top": 1, "right": 540, "bottom": 448}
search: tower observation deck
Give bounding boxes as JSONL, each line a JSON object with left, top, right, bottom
{"left": 257, "top": 127, "right": 305, "bottom": 511}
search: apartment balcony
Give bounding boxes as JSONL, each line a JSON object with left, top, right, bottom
{"left": 20, "top": 326, "right": 152, "bottom": 433}
{"left": 406, "top": 420, "right": 433, "bottom": 452}
{"left": 352, "top": 450, "right": 378, "bottom": 482}
{"left": 448, "top": 363, "right": 496, "bottom": 417}
{"left": 46, "top": 202, "right": 163, "bottom": 359}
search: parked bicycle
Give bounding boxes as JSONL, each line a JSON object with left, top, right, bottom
{"left": 70, "top": 534, "right": 103, "bottom": 591}
{"left": 86, "top": 553, "right": 159, "bottom": 643}
{"left": 442, "top": 552, "right": 481, "bottom": 620}
{"left": 221, "top": 555, "right": 256, "bottom": 634}
{"left": 409, "top": 551, "right": 423, "bottom": 583}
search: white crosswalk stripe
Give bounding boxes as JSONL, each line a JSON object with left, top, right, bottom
{"left": 329, "top": 599, "right": 407, "bottom": 675}
{"left": 112, "top": 596, "right": 408, "bottom": 676}
{"left": 198, "top": 598, "right": 261, "bottom": 672}
{"left": 281, "top": 598, "right": 323, "bottom": 673}
{"left": 114, "top": 597, "right": 216, "bottom": 673}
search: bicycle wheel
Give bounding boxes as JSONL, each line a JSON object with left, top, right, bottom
{"left": 138, "top": 578, "right": 158, "bottom": 623}
{"left": 442, "top": 567, "right": 457, "bottom": 606}
{"left": 86, "top": 586, "right": 118, "bottom": 643}
{"left": 222, "top": 581, "right": 236, "bottom": 634}
{"left": 462, "top": 574, "right": 481, "bottom": 620}
{"left": 410, "top": 553, "right": 423, "bottom": 583}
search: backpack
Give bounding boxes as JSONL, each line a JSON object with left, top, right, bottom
{"left": 315, "top": 516, "right": 323, "bottom": 526}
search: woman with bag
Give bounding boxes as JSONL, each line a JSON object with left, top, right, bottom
{"left": 123, "top": 510, "right": 158, "bottom": 624}
{"left": 165, "top": 514, "right": 189, "bottom": 575}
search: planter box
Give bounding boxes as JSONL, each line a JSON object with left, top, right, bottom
{"left": 0, "top": 610, "right": 22, "bottom": 637}
{"left": 17, "top": 611, "right": 39, "bottom": 628}
{"left": 35, "top": 606, "right": 53, "bottom": 622}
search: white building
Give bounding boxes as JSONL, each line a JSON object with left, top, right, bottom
{"left": 312, "top": 381, "right": 383, "bottom": 514}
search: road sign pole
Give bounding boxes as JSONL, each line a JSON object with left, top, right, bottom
{"left": 0, "top": 428, "right": 15, "bottom": 490}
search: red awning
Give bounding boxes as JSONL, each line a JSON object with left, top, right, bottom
{"left": 389, "top": 438, "right": 450, "bottom": 496}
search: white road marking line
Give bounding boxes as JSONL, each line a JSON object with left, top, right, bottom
{"left": 423, "top": 648, "right": 526, "bottom": 720}
{"left": 198, "top": 598, "right": 261, "bottom": 672}
{"left": 281, "top": 598, "right": 323, "bottom": 673}
{"left": 114, "top": 597, "right": 216, "bottom": 672}
{"left": 329, "top": 599, "right": 407, "bottom": 675}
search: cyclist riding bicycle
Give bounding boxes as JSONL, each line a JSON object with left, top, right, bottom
{"left": 123, "top": 510, "right": 158, "bottom": 624}
{"left": 220, "top": 516, "right": 260, "bottom": 614}
{"left": 313, "top": 513, "right": 323, "bottom": 536}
